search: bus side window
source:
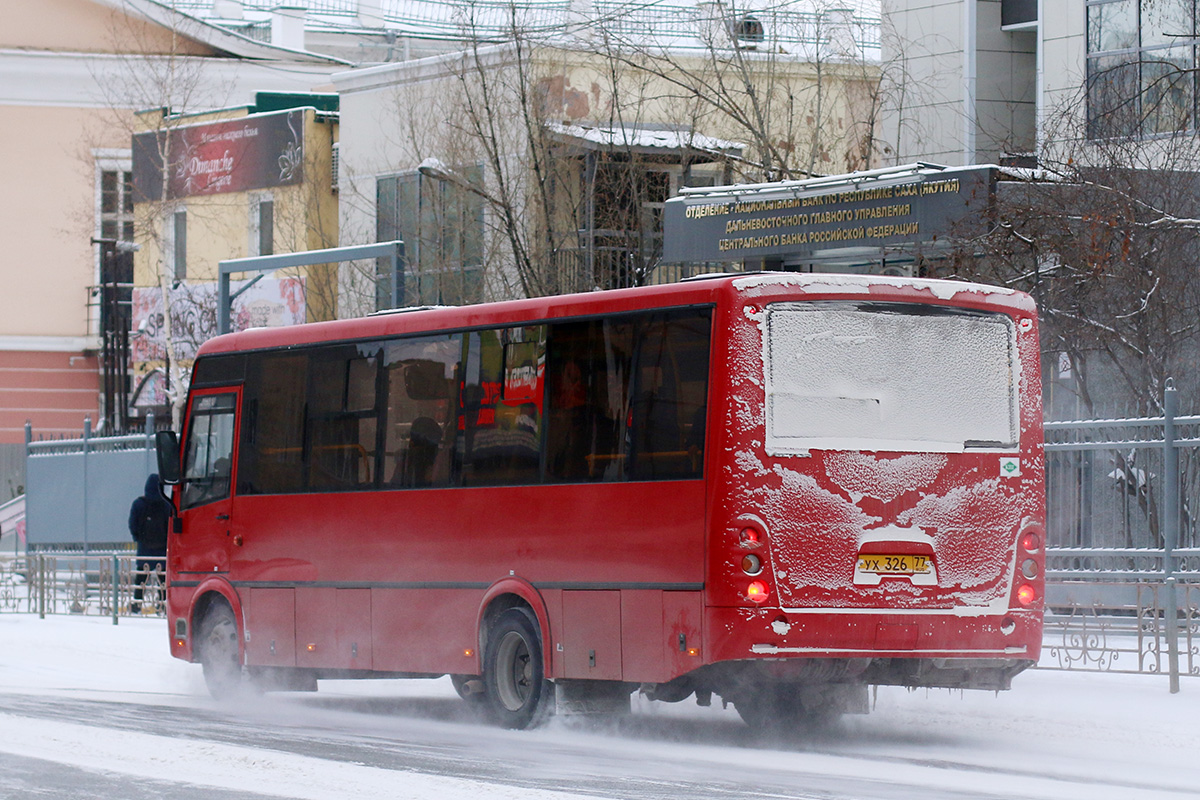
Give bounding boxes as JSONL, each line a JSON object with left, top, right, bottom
{"left": 383, "top": 334, "right": 461, "bottom": 489}
{"left": 460, "top": 326, "right": 545, "bottom": 486}
{"left": 307, "top": 346, "right": 381, "bottom": 491}
{"left": 239, "top": 353, "right": 307, "bottom": 495}
{"left": 182, "top": 392, "right": 237, "bottom": 509}
{"left": 627, "top": 309, "right": 711, "bottom": 481}
{"left": 545, "top": 318, "right": 633, "bottom": 482}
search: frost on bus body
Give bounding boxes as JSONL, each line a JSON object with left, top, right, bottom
{"left": 725, "top": 275, "right": 1041, "bottom": 616}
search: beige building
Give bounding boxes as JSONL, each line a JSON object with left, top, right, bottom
{"left": 0, "top": 0, "right": 883, "bottom": 498}
{"left": 0, "top": 0, "right": 344, "bottom": 494}
{"left": 129, "top": 98, "right": 341, "bottom": 420}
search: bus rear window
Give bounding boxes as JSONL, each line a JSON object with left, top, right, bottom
{"left": 764, "top": 302, "right": 1018, "bottom": 454}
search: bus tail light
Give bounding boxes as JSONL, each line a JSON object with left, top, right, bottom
{"left": 1016, "top": 584, "right": 1037, "bottom": 606}
{"left": 746, "top": 580, "right": 769, "bottom": 603}
{"left": 740, "top": 527, "right": 761, "bottom": 545}
{"left": 1020, "top": 530, "right": 1041, "bottom": 553}
{"left": 741, "top": 553, "right": 763, "bottom": 575}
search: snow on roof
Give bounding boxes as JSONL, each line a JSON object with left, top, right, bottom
{"left": 733, "top": 271, "right": 1024, "bottom": 305}
{"left": 544, "top": 122, "right": 744, "bottom": 155}
{"left": 678, "top": 161, "right": 984, "bottom": 198}
{"left": 113, "top": 0, "right": 352, "bottom": 64}
{"left": 164, "top": 0, "right": 881, "bottom": 59}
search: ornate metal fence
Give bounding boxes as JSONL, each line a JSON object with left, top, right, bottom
{"left": 0, "top": 553, "right": 164, "bottom": 621}
{"left": 1042, "top": 574, "right": 1199, "bottom": 678}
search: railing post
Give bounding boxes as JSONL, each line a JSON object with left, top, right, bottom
{"left": 82, "top": 417, "right": 91, "bottom": 554}
{"left": 37, "top": 553, "right": 45, "bottom": 619}
{"left": 391, "top": 240, "right": 402, "bottom": 310}
{"left": 112, "top": 554, "right": 119, "bottom": 626}
{"left": 1162, "top": 378, "right": 1180, "bottom": 693}
{"left": 218, "top": 269, "right": 231, "bottom": 335}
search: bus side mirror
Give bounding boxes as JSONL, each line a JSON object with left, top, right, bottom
{"left": 156, "top": 431, "right": 181, "bottom": 485}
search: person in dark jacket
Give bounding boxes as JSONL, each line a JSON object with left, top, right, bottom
{"left": 128, "top": 473, "right": 171, "bottom": 613}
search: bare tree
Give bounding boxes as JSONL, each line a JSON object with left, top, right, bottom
{"left": 347, "top": 0, "right": 886, "bottom": 304}
{"left": 588, "top": 1, "right": 886, "bottom": 180}
{"left": 939, "top": 83, "right": 1200, "bottom": 419}
{"left": 90, "top": 5, "right": 344, "bottom": 428}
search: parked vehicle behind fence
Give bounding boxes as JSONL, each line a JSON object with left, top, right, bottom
{"left": 157, "top": 273, "right": 1045, "bottom": 729}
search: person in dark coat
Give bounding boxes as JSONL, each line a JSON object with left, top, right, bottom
{"left": 128, "top": 473, "right": 171, "bottom": 613}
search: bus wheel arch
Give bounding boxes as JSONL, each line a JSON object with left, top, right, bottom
{"left": 477, "top": 580, "right": 552, "bottom": 677}
{"left": 188, "top": 582, "right": 243, "bottom": 662}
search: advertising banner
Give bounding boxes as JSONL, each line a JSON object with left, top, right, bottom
{"left": 130, "top": 277, "right": 305, "bottom": 407}
{"left": 132, "top": 109, "right": 305, "bottom": 201}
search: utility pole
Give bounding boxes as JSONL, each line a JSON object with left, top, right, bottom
{"left": 92, "top": 239, "right": 138, "bottom": 433}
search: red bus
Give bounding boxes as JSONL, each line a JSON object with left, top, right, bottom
{"left": 157, "top": 273, "right": 1045, "bottom": 729}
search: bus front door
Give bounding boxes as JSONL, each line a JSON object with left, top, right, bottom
{"left": 177, "top": 389, "right": 240, "bottom": 575}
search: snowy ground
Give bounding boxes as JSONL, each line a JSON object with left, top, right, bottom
{"left": 0, "top": 613, "right": 1196, "bottom": 799}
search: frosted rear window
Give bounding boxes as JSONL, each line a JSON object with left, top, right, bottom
{"left": 764, "top": 302, "right": 1018, "bottom": 454}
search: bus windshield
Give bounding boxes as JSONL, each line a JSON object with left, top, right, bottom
{"left": 764, "top": 301, "right": 1018, "bottom": 454}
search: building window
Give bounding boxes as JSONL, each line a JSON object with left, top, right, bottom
{"left": 1086, "top": 0, "right": 1197, "bottom": 139}
{"left": 590, "top": 162, "right": 672, "bottom": 289}
{"left": 256, "top": 197, "right": 274, "bottom": 256}
{"left": 100, "top": 169, "right": 135, "bottom": 243}
{"left": 173, "top": 209, "right": 187, "bottom": 280}
{"left": 1001, "top": 0, "right": 1037, "bottom": 28}
{"left": 376, "top": 167, "right": 484, "bottom": 309}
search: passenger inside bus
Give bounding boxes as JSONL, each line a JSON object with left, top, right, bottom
{"left": 548, "top": 359, "right": 589, "bottom": 480}
{"left": 395, "top": 416, "right": 441, "bottom": 487}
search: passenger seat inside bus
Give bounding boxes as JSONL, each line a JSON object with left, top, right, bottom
{"left": 402, "top": 416, "right": 441, "bottom": 487}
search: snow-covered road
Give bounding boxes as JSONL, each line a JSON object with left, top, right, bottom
{"left": 0, "top": 614, "right": 1195, "bottom": 799}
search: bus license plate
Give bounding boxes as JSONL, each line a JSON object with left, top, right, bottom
{"left": 856, "top": 554, "right": 930, "bottom": 574}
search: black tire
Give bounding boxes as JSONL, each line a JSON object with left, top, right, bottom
{"left": 197, "top": 600, "right": 244, "bottom": 700}
{"left": 734, "top": 687, "right": 842, "bottom": 734}
{"left": 483, "top": 608, "right": 553, "bottom": 729}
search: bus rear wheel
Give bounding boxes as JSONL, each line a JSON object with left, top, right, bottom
{"left": 197, "top": 600, "right": 244, "bottom": 700}
{"left": 734, "top": 686, "right": 843, "bottom": 734}
{"left": 483, "top": 608, "right": 553, "bottom": 729}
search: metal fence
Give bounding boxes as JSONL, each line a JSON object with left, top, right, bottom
{"left": 1042, "top": 381, "right": 1199, "bottom": 687}
{"left": 0, "top": 553, "right": 164, "bottom": 622}
{"left": 24, "top": 418, "right": 158, "bottom": 551}
{"left": 1042, "top": 576, "right": 1198, "bottom": 679}
{"left": 1044, "top": 419, "right": 1200, "bottom": 552}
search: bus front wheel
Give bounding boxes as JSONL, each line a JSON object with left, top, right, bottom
{"left": 483, "top": 608, "right": 553, "bottom": 729}
{"left": 197, "top": 600, "right": 244, "bottom": 700}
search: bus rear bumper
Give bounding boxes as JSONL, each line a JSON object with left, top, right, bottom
{"left": 705, "top": 605, "right": 1042, "bottom": 681}
{"left": 676, "top": 653, "right": 1034, "bottom": 702}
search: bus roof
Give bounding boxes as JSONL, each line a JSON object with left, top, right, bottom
{"left": 196, "top": 272, "right": 1035, "bottom": 357}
